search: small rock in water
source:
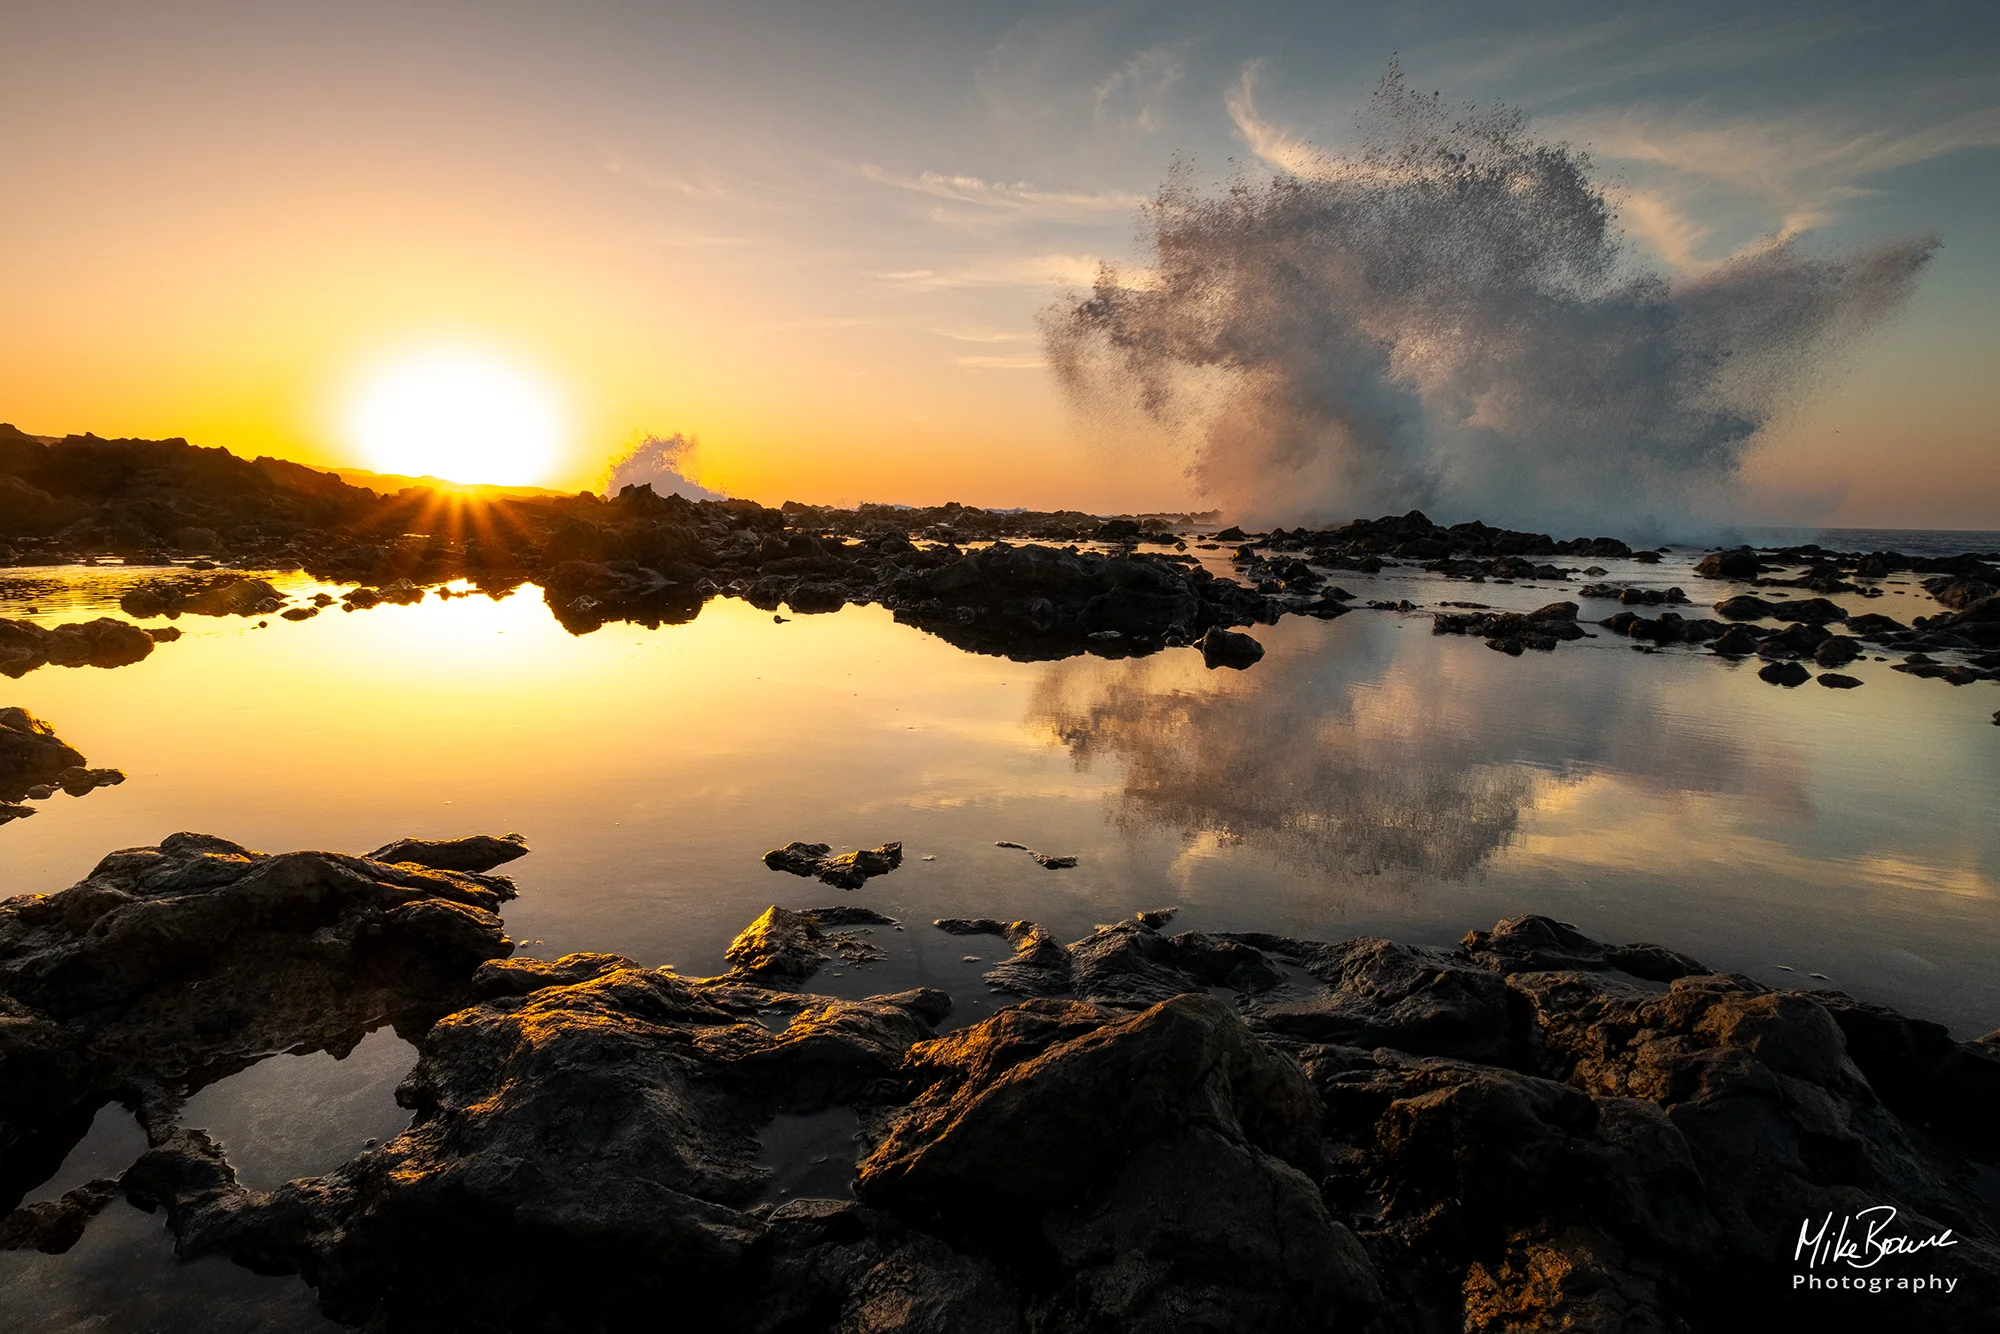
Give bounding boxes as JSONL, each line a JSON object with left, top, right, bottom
{"left": 765, "top": 841, "right": 833, "bottom": 875}
{"left": 1758, "top": 661, "right": 1810, "bottom": 687}
{"left": 762, "top": 839, "right": 904, "bottom": 889}
{"left": 1817, "top": 673, "right": 1863, "bottom": 689}
{"left": 995, "top": 839, "right": 1026, "bottom": 850}
{"left": 368, "top": 833, "right": 529, "bottom": 873}
{"left": 1198, "top": 626, "right": 1265, "bottom": 669}
{"left": 1031, "top": 852, "right": 1079, "bottom": 870}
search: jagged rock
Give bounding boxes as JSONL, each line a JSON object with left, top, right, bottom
{"left": 817, "top": 843, "right": 904, "bottom": 890}
{"left": 119, "top": 958, "right": 951, "bottom": 1330}
{"left": 1695, "top": 549, "right": 1760, "bottom": 580}
{"left": 1461, "top": 915, "right": 1706, "bottom": 982}
{"left": 765, "top": 840, "right": 833, "bottom": 875}
{"left": 0, "top": 832, "right": 519, "bottom": 1221}
{"left": 0, "top": 1176, "right": 117, "bottom": 1253}
{"left": 762, "top": 840, "right": 903, "bottom": 890}
{"left": 727, "top": 906, "right": 829, "bottom": 981}
{"left": 366, "top": 832, "right": 530, "bottom": 872}
{"left": 1198, "top": 626, "right": 1265, "bottom": 669}
{"left": 1242, "top": 936, "right": 1520, "bottom": 1062}
{"left": 0, "top": 708, "right": 86, "bottom": 802}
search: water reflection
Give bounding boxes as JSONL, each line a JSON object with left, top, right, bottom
{"left": 1028, "top": 620, "right": 1797, "bottom": 882}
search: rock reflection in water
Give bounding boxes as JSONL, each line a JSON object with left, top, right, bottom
{"left": 1028, "top": 621, "right": 1781, "bottom": 882}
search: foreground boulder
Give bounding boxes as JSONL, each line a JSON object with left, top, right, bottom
{"left": 7, "top": 860, "right": 1999, "bottom": 1332}
{"left": 0, "top": 832, "right": 525, "bottom": 1221}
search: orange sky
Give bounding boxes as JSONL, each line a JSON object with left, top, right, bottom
{"left": 2, "top": 3, "right": 1994, "bottom": 528}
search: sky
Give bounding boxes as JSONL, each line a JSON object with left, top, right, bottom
{"left": 1, "top": 0, "right": 1996, "bottom": 527}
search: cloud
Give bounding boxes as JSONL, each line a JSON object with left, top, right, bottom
{"left": 858, "top": 164, "right": 1146, "bottom": 217}
{"left": 876, "top": 253, "right": 1106, "bottom": 289}
{"left": 930, "top": 327, "right": 1034, "bottom": 343}
{"left": 954, "top": 354, "right": 1048, "bottom": 371}
{"left": 1095, "top": 42, "right": 1189, "bottom": 132}
{"left": 1224, "top": 61, "right": 1327, "bottom": 177}
{"left": 1547, "top": 102, "right": 2000, "bottom": 267}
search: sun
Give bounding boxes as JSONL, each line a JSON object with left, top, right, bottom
{"left": 346, "top": 348, "right": 566, "bottom": 486}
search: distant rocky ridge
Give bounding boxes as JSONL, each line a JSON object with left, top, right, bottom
{"left": 2, "top": 831, "right": 1997, "bottom": 1330}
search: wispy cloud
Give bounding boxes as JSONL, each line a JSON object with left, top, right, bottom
{"left": 1550, "top": 102, "right": 2000, "bottom": 266}
{"left": 1225, "top": 61, "right": 1327, "bottom": 177}
{"left": 1095, "top": 42, "right": 1189, "bottom": 133}
{"left": 858, "top": 164, "right": 1145, "bottom": 217}
{"left": 876, "top": 254, "right": 1105, "bottom": 290}
{"left": 930, "top": 327, "right": 1034, "bottom": 343}
{"left": 954, "top": 354, "right": 1047, "bottom": 371}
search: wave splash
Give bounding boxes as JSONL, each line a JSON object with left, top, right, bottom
{"left": 1042, "top": 65, "right": 1938, "bottom": 535}
{"left": 603, "top": 433, "right": 727, "bottom": 502}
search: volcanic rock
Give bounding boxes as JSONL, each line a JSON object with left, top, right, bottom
{"left": 1198, "top": 626, "right": 1265, "bottom": 669}
{"left": 0, "top": 708, "right": 87, "bottom": 802}
{"left": 1757, "top": 660, "right": 1811, "bottom": 687}
{"left": 366, "top": 832, "right": 530, "bottom": 873}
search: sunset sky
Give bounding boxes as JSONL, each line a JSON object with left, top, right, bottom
{"left": 3, "top": 1, "right": 1995, "bottom": 527}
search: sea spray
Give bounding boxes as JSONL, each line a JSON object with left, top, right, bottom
{"left": 603, "top": 432, "right": 727, "bottom": 501}
{"left": 1043, "top": 64, "right": 1938, "bottom": 536}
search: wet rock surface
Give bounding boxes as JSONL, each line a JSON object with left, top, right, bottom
{"left": 0, "top": 832, "right": 524, "bottom": 1232}
{"left": 4, "top": 839, "right": 1992, "bottom": 1331}
{"left": 0, "top": 709, "right": 123, "bottom": 821}
{"left": 764, "top": 840, "right": 905, "bottom": 890}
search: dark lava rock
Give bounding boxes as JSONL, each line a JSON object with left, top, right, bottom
{"left": 1198, "top": 626, "right": 1265, "bottom": 669}
{"left": 1812, "top": 634, "right": 1862, "bottom": 667}
{"left": 117, "top": 960, "right": 954, "bottom": 1330}
{"left": 0, "top": 708, "right": 86, "bottom": 803}
{"left": 1817, "top": 672, "right": 1864, "bottom": 689}
{"left": 1435, "top": 601, "right": 1584, "bottom": 654}
{"left": 366, "top": 832, "right": 529, "bottom": 873}
{"left": 1695, "top": 548, "right": 1760, "bottom": 579}
{"left": 762, "top": 840, "right": 904, "bottom": 890}
{"left": 1917, "top": 593, "right": 2000, "bottom": 649}
{"left": 855, "top": 993, "right": 1381, "bottom": 1331}
{"left": 1929, "top": 578, "right": 1996, "bottom": 611}
{"left": 0, "top": 832, "right": 520, "bottom": 1220}
{"left": 726, "top": 905, "right": 830, "bottom": 981}
{"left": 1729, "top": 594, "right": 1849, "bottom": 624}
{"left": 1460, "top": 914, "right": 1705, "bottom": 982}
{"left": 9, "top": 868, "right": 2000, "bottom": 1332}
{"left": 1709, "top": 624, "right": 1762, "bottom": 656}
{"left": 1757, "top": 660, "right": 1811, "bottom": 687}
{"left": 765, "top": 840, "right": 833, "bottom": 875}
{"left": 0, "top": 616, "right": 156, "bottom": 677}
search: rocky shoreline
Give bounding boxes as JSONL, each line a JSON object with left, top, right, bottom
{"left": 4, "top": 432, "right": 1997, "bottom": 713}
{"left": 3, "top": 833, "right": 1997, "bottom": 1330}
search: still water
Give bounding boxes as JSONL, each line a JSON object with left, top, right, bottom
{"left": 2, "top": 546, "right": 1997, "bottom": 1328}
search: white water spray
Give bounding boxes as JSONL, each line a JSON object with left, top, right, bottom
{"left": 1043, "top": 64, "right": 1937, "bottom": 535}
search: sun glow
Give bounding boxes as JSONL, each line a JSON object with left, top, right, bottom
{"left": 346, "top": 349, "right": 566, "bottom": 486}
